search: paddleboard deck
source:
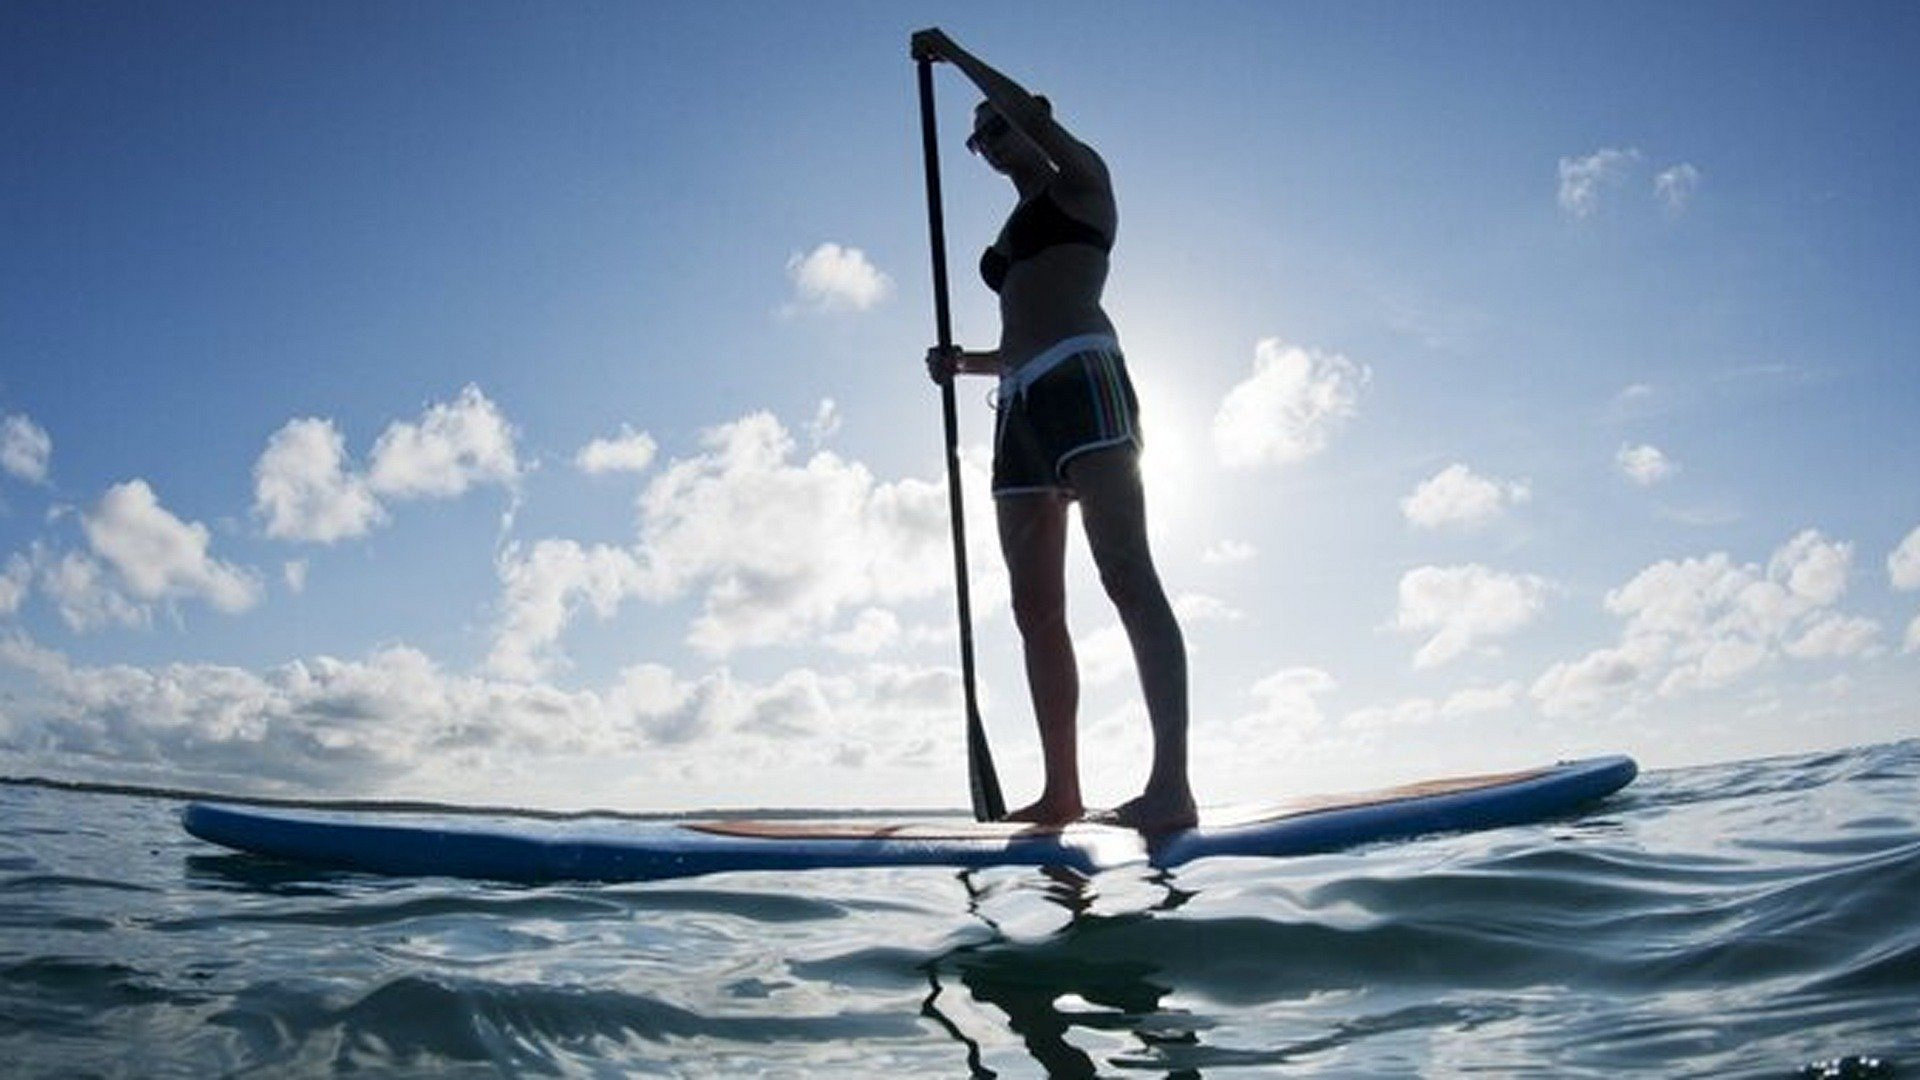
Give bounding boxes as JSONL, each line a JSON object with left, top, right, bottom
{"left": 181, "top": 755, "right": 1636, "bottom": 884}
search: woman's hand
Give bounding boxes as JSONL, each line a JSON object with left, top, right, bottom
{"left": 926, "top": 344, "right": 962, "bottom": 384}
{"left": 910, "top": 27, "right": 960, "bottom": 63}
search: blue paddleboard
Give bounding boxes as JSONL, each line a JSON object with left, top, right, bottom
{"left": 181, "top": 755, "right": 1635, "bottom": 884}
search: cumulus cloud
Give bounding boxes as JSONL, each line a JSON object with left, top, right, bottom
{"left": 1394, "top": 564, "right": 1550, "bottom": 668}
{"left": 1400, "top": 464, "right": 1530, "bottom": 529}
{"left": 637, "top": 411, "right": 952, "bottom": 655}
{"left": 575, "top": 426, "right": 659, "bottom": 476}
{"left": 253, "top": 387, "right": 520, "bottom": 543}
{"left": 1655, "top": 163, "right": 1702, "bottom": 215}
{"left": 0, "top": 636, "right": 963, "bottom": 804}
{"left": 487, "top": 539, "right": 657, "bottom": 681}
{"left": 822, "top": 607, "right": 903, "bottom": 656}
{"left": 1558, "top": 147, "right": 1642, "bottom": 218}
{"left": 254, "top": 418, "right": 385, "bottom": 542}
{"left": 0, "top": 640, "right": 634, "bottom": 794}
{"left": 82, "top": 481, "right": 261, "bottom": 616}
{"left": 1889, "top": 525, "right": 1920, "bottom": 591}
{"left": 1213, "top": 338, "right": 1369, "bottom": 469}
{"left": 1240, "top": 666, "right": 1337, "bottom": 734}
{"left": 785, "top": 243, "right": 892, "bottom": 314}
{"left": 367, "top": 385, "right": 520, "bottom": 499}
{"left": 1617, "top": 443, "right": 1678, "bottom": 486}
{"left": 1532, "top": 529, "right": 1878, "bottom": 715}
{"left": 40, "top": 550, "right": 146, "bottom": 631}
{"left": 488, "top": 409, "right": 961, "bottom": 676}
{"left": 1, "top": 553, "right": 31, "bottom": 615}
{"left": 1784, "top": 613, "right": 1881, "bottom": 660}
{"left": 2, "top": 414, "right": 52, "bottom": 483}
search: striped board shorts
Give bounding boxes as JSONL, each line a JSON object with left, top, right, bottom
{"left": 992, "top": 333, "right": 1142, "bottom": 499}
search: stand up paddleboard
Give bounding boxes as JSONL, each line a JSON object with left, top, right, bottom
{"left": 181, "top": 755, "right": 1635, "bottom": 884}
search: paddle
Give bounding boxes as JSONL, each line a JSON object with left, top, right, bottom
{"left": 916, "top": 55, "right": 1006, "bottom": 822}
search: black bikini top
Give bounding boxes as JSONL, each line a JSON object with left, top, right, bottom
{"left": 980, "top": 186, "right": 1112, "bottom": 293}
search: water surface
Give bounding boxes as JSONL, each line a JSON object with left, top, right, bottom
{"left": 3, "top": 742, "right": 1914, "bottom": 1077}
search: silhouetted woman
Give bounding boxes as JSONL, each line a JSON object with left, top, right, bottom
{"left": 914, "top": 28, "right": 1195, "bottom": 831}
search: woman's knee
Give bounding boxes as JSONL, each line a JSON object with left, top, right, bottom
{"left": 1010, "top": 582, "right": 1069, "bottom": 637}
{"left": 1096, "top": 554, "right": 1161, "bottom": 614}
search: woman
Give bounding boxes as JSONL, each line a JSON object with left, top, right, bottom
{"left": 913, "top": 28, "right": 1196, "bottom": 832}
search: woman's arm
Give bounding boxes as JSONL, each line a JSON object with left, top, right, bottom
{"left": 911, "top": 28, "right": 1108, "bottom": 186}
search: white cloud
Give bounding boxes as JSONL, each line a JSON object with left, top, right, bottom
{"left": 785, "top": 243, "right": 892, "bottom": 314}
{"left": 1558, "top": 147, "right": 1641, "bottom": 218}
{"left": 40, "top": 550, "right": 147, "bottom": 631}
{"left": 368, "top": 385, "right": 520, "bottom": 499}
{"left": 1532, "top": 529, "right": 1874, "bottom": 715}
{"left": 283, "top": 560, "right": 308, "bottom": 594}
{"left": 0, "top": 636, "right": 965, "bottom": 805}
{"left": 1, "top": 553, "right": 31, "bottom": 615}
{"left": 1, "top": 414, "right": 52, "bottom": 483}
{"left": 254, "top": 388, "right": 520, "bottom": 544}
{"left": 1654, "top": 163, "right": 1702, "bottom": 214}
{"left": 637, "top": 411, "right": 952, "bottom": 654}
{"left": 1784, "top": 613, "right": 1880, "bottom": 660}
{"left": 253, "top": 418, "right": 385, "bottom": 542}
{"left": 1889, "top": 525, "right": 1920, "bottom": 591}
{"left": 822, "top": 607, "right": 902, "bottom": 655}
{"left": 1906, "top": 613, "right": 1920, "bottom": 654}
{"left": 0, "top": 641, "right": 633, "bottom": 794}
{"left": 1617, "top": 443, "right": 1678, "bottom": 486}
{"left": 487, "top": 539, "right": 658, "bottom": 681}
{"left": 808, "top": 399, "right": 843, "bottom": 446}
{"left": 575, "top": 426, "right": 659, "bottom": 476}
{"left": 1394, "top": 564, "right": 1550, "bottom": 668}
{"left": 488, "top": 409, "right": 962, "bottom": 673}
{"left": 1400, "top": 464, "right": 1530, "bottom": 529}
{"left": 83, "top": 481, "right": 261, "bottom": 615}
{"left": 1213, "top": 338, "right": 1369, "bottom": 469}
{"left": 1202, "top": 539, "right": 1256, "bottom": 566}
{"left": 1240, "top": 666, "right": 1337, "bottom": 734}
{"left": 1530, "top": 641, "right": 1652, "bottom": 718}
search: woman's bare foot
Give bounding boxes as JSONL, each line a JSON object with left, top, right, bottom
{"left": 1094, "top": 787, "right": 1198, "bottom": 835}
{"left": 1004, "top": 794, "right": 1085, "bottom": 827}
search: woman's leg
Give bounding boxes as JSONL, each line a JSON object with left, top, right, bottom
{"left": 1066, "top": 447, "right": 1197, "bottom": 831}
{"left": 996, "top": 491, "right": 1083, "bottom": 824}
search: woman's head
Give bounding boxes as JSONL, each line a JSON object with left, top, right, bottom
{"left": 969, "top": 96, "right": 1051, "bottom": 173}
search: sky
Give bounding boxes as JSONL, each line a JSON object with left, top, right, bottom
{"left": 3, "top": 1, "right": 1917, "bottom": 813}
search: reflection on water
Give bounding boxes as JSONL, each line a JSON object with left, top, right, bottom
{"left": 927, "top": 867, "right": 1202, "bottom": 1078}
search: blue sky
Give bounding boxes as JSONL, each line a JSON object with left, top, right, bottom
{"left": 3, "top": 2, "right": 1917, "bottom": 811}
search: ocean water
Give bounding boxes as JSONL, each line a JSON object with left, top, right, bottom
{"left": 2, "top": 742, "right": 1915, "bottom": 1078}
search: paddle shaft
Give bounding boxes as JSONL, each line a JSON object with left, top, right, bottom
{"left": 916, "top": 57, "right": 1006, "bottom": 823}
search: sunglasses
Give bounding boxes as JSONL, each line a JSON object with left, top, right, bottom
{"left": 966, "top": 113, "right": 1011, "bottom": 155}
